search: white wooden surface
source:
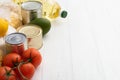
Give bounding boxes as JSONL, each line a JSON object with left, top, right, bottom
{"left": 37, "top": 0, "right": 120, "bottom": 80}
{"left": 1, "top": 0, "right": 120, "bottom": 80}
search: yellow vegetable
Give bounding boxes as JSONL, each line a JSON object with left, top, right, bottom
{"left": 0, "top": 18, "right": 8, "bottom": 37}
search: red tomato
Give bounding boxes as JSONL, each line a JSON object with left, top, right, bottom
{"left": 0, "top": 66, "right": 17, "bottom": 80}
{"left": 2, "top": 53, "right": 22, "bottom": 68}
{"left": 22, "top": 48, "right": 42, "bottom": 68}
{"left": 16, "top": 62, "right": 35, "bottom": 80}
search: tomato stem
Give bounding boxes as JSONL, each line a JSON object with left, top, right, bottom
{"left": 4, "top": 67, "right": 16, "bottom": 80}
{"left": 26, "top": 49, "right": 37, "bottom": 63}
{"left": 18, "top": 62, "right": 29, "bottom": 80}
{"left": 12, "top": 57, "right": 20, "bottom": 67}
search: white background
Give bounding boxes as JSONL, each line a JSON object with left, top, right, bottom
{"left": 38, "top": 0, "right": 120, "bottom": 80}
{"left": 1, "top": 0, "right": 120, "bottom": 80}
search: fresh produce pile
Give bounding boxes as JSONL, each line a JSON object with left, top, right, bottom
{"left": 0, "top": 4, "right": 51, "bottom": 80}
{"left": 0, "top": 0, "right": 68, "bottom": 80}
{"left": 0, "top": 48, "right": 42, "bottom": 80}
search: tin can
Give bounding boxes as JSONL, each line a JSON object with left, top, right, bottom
{"left": 21, "top": 1, "right": 42, "bottom": 24}
{"left": 0, "top": 49, "right": 3, "bottom": 66}
{"left": 5, "top": 33, "right": 27, "bottom": 55}
{"left": 17, "top": 24, "right": 43, "bottom": 50}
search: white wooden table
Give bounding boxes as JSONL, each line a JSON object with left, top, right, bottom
{"left": 37, "top": 0, "right": 120, "bottom": 80}
{"left": 1, "top": 0, "right": 120, "bottom": 80}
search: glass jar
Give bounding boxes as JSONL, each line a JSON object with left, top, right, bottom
{"left": 41, "top": 0, "right": 61, "bottom": 20}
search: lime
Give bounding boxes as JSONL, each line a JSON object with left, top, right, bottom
{"left": 29, "top": 18, "right": 51, "bottom": 36}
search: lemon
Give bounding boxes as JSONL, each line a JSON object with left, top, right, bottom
{"left": 29, "top": 18, "right": 51, "bottom": 36}
{"left": 0, "top": 18, "right": 9, "bottom": 37}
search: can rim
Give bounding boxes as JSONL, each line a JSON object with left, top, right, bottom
{"left": 29, "top": 42, "right": 43, "bottom": 50}
{"left": 17, "top": 24, "right": 42, "bottom": 38}
{"left": 21, "top": 1, "right": 42, "bottom": 11}
{"left": 5, "top": 32, "right": 27, "bottom": 45}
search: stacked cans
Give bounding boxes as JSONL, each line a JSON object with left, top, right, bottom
{"left": 5, "top": 25, "right": 43, "bottom": 54}
{"left": 5, "top": 1, "right": 43, "bottom": 54}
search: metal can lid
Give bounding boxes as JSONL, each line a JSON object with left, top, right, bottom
{"left": 21, "top": 1, "right": 42, "bottom": 11}
{"left": 18, "top": 25, "right": 42, "bottom": 38}
{"left": 5, "top": 33, "right": 26, "bottom": 45}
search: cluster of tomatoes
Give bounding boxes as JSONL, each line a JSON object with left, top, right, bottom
{"left": 0, "top": 48, "right": 42, "bottom": 80}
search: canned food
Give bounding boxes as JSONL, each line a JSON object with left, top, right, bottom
{"left": 21, "top": 1, "right": 42, "bottom": 24}
{"left": 5, "top": 33, "right": 27, "bottom": 55}
{"left": 17, "top": 24, "right": 43, "bottom": 50}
